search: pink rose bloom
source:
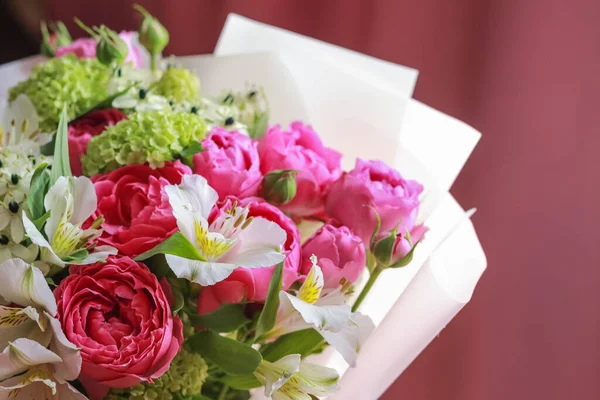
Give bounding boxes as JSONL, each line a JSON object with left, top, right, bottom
{"left": 56, "top": 31, "right": 143, "bottom": 67}
{"left": 197, "top": 196, "right": 301, "bottom": 315}
{"left": 193, "top": 127, "right": 262, "bottom": 199}
{"left": 90, "top": 161, "right": 191, "bottom": 257}
{"left": 258, "top": 122, "right": 342, "bottom": 217}
{"left": 54, "top": 256, "right": 183, "bottom": 399}
{"left": 300, "top": 224, "right": 366, "bottom": 288}
{"left": 325, "top": 159, "right": 423, "bottom": 244}
{"left": 68, "top": 108, "right": 127, "bottom": 176}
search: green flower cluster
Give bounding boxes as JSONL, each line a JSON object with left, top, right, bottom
{"left": 82, "top": 110, "right": 207, "bottom": 175}
{"left": 155, "top": 67, "right": 200, "bottom": 102}
{"left": 8, "top": 55, "right": 110, "bottom": 132}
{"left": 106, "top": 348, "right": 208, "bottom": 400}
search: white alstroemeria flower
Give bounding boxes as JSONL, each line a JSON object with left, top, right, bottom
{"left": 254, "top": 354, "right": 339, "bottom": 400}
{"left": 268, "top": 255, "right": 375, "bottom": 367}
{"left": 22, "top": 176, "right": 116, "bottom": 271}
{"left": 0, "top": 338, "right": 85, "bottom": 399}
{"left": 0, "top": 95, "right": 52, "bottom": 154}
{"left": 164, "top": 174, "right": 287, "bottom": 286}
{"left": 254, "top": 354, "right": 301, "bottom": 397}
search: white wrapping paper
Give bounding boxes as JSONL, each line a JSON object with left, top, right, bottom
{"left": 0, "top": 15, "right": 486, "bottom": 398}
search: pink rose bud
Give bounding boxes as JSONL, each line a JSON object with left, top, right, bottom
{"left": 325, "top": 159, "right": 423, "bottom": 244}
{"left": 262, "top": 169, "right": 298, "bottom": 206}
{"left": 373, "top": 224, "right": 427, "bottom": 268}
{"left": 56, "top": 30, "right": 143, "bottom": 67}
{"left": 300, "top": 224, "right": 367, "bottom": 288}
{"left": 258, "top": 122, "right": 342, "bottom": 217}
{"left": 193, "top": 127, "right": 263, "bottom": 199}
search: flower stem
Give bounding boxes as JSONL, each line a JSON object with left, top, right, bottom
{"left": 150, "top": 55, "right": 157, "bottom": 71}
{"left": 352, "top": 267, "right": 383, "bottom": 312}
{"left": 217, "top": 384, "right": 230, "bottom": 400}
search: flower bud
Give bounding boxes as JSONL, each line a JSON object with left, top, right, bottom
{"left": 134, "top": 4, "right": 169, "bottom": 69}
{"left": 40, "top": 21, "right": 72, "bottom": 57}
{"left": 96, "top": 27, "right": 130, "bottom": 66}
{"left": 372, "top": 229, "right": 397, "bottom": 267}
{"left": 74, "top": 19, "right": 129, "bottom": 66}
{"left": 262, "top": 169, "right": 298, "bottom": 206}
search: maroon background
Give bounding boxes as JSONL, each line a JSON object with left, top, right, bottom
{"left": 5, "top": 0, "right": 600, "bottom": 398}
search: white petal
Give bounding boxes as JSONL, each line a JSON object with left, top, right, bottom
{"left": 0, "top": 248, "right": 11, "bottom": 264}
{"left": 175, "top": 209, "right": 202, "bottom": 246}
{"left": 256, "top": 354, "right": 301, "bottom": 397}
{"left": 10, "top": 217, "right": 24, "bottom": 244}
{"left": 0, "top": 209, "right": 10, "bottom": 230}
{"left": 318, "top": 312, "right": 375, "bottom": 367}
{"left": 22, "top": 213, "right": 63, "bottom": 268}
{"left": 297, "top": 262, "right": 324, "bottom": 305}
{"left": 47, "top": 314, "right": 81, "bottom": 382}
{"left": 221, "top": 217, "right": 286, "bottom": 268}
{"left": 70, "top": 176, "right": 97, "bottom": 225}
{"left": 8, "top": 95, "right": 39, "bottom": 134}
{"left": 112, "top": 94, "right": 138, "bottom": 109}
{"left": 283, "top": 293, "right": 351, "bottom": 333}
{"left": 43, "top": 177, "right": 69, "bottom": 241}
{"left": 0, "top": 258, "right": 57, "bottom": 316}
{"left": 165, "top": 254, "right": 236, "bottom": 286}
{"left": 0, "top": 307, "right": 42, "bottom": 350}
{"left": 69, "top": 245, "right": 117, "bottom": 265}
{"left": 165, "top": 174, "right": 218, "bottom": 220}
{"left": 294, "top": 361, "right": 340, "bottom": 397}
{"left": 0, "top": 338, "right": 62, "bottom": 381}
{"left": 9, "top": 244, "right": 37, "bottom": 263}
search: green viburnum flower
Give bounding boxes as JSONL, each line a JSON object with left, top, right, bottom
{"left": 8, "top": 55, "right": 110, "bottom": 131}
{"left": 82, "top": 110, "right": 207, "bottom": 175}
{"left": 106, "top": 347, "right": 208, "bottom": 400}
{"left": 155, "top": 67, "right": 201, "bottom": 102}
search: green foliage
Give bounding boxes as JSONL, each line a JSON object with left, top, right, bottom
{"left": 50, "top": 107, "right": 72, "bottom": 184}
{"left": 82, "top": 110, "right": 207, "bottom": 175}
{"left": 187, "top": 331, "right": 262, "bottom": 375}
{"left": 8, "top": 55, "right": 110, "bottom": 131}
{"left": 254, "top": 262, "right": 283, "bottom": 341}
{"left": 186, "top": 303, "right": 250, "bottom": 333}
{"left": 260, "top": 329, "right": 324, "bottom": 362}
{"left": 135, "top": 232, "right": 206, "bottom": 262}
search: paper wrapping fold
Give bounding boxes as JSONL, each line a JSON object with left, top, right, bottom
{"left": 214, "top": 15, "right": 487, "bottom": 399}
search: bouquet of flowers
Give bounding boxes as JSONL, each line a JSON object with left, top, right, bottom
{"left": 0, "top": 7, "right": 486, "bottom": 400}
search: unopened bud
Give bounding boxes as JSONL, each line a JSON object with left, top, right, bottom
{"left": 75, "top": 19, "right": 129, "bottom": 66}
{"left": 134, "top": 4, "right": 169, "bottom": 69}
{"left": 262, "top": 170, "right": 298, "bottom": 206}
{"left": 40, "top": 21, "right": 72, "bottom": 57}
{"left": 372, "top": 229, "right": 397, "bottom": 267}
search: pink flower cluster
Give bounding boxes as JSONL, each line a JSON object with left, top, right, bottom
{"left": 62, "top": 116, "right": 423, "bottom": 394}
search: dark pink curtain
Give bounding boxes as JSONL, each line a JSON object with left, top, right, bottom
{"left": 48, "top": 1, "right": 600, "bottom": 399}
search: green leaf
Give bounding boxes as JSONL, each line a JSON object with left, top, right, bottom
{"left": 171, "top": 286, "right": 185, "bottom": 316}
{"left": 73, "top": 82, "right": 138, "bottom": 120}
{"left": 254, "top": 262, "right": 283, "bottom": 341}
{"left": 50, "top": 106, "right": 72, "bottom": 185}
{"left": 27, "top": 162, "right": 50, "bottom": 221}
{"left": 134, "top": 231, "right": 206, "bottom": 261}
{"left": 249, "top": 111, "right": 269, "bottom": 139}
{"left": 31, "top": 210, "right": 51, "bottom": 232}
{"left": 45, "top": 277, "right": 56, "bottom": 288}
{"left": 179, "top": 141, "right": 204, "bottom": 166}
{"left": 220, "top": 373, "right": 262, "bottom": 390}
{"left": 187, "top": 330, "right": 262, "bottom": 375}
{"left": 186, "top": 303, "right": 250, "bottom": 333}
{"left": 388, "top": 240, "right": 420, "bottom": 268}
{"left": 260, "top": 329, "right": 324, "bottom": 362}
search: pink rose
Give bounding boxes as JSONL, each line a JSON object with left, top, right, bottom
{"left": 300, "top": 224, "right": 366, "bottom": 288}
{"left": 91, "top": 161, "right": 191, "bottom": 257}
{"left": 389, "top": 224, "right": 427, "bottom": 264}
{"left": 68, "top": 108, "right": 127, "bottom": 176}
{"left": 54, "top": 256, "right": 183, "bottom": 398}
{"left": 193, "top": 127, "right": 262, "bottom": 199}
{"left": 197, "top": 196, "right": 301, "bottom": 315}
{"left": 325, "top": 159, "right": 423, "bottom": 244}
{"left": 258, "top": 122, "right": 342, "bottom": 217}
{"left": 56, "top": 31, "right": 143, "bottom": 67}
